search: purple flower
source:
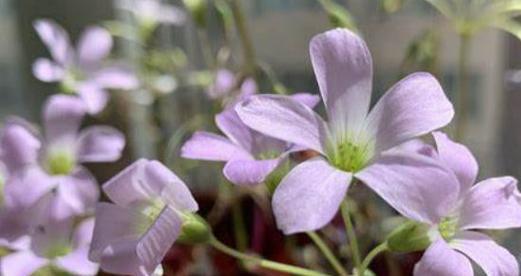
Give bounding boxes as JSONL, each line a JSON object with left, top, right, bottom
{"left": 207, "top": 69, "right": 240, "bottom": 100}
{"left": 182, "top": 80, "right": 320, "bottom": 186}
{"left": 117, "top": 0, "right": 186, "bottom": 27}
{"left": 0, "top": 95, "right": 125, "bottom": 221}
{"left": 358, "top": 132, "right": 521, "bottom": 276}
{"left": 89, "top": 159, "right": 198, "bottom": 275}
{"left": 33, "top": 19, "right": 138, "bottom": 114}
{"left": 235, "top": 28, "right": 454, "bottom": 234}
{"left": 0, "top": 218, "right": 99, "bottom": 275}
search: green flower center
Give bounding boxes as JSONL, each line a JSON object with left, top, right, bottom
{"left": 45, "top": 150, "right": 76, "bottom": 176}
{"left": 136, "top": 199, "right": 166, "bottom": 233}
{"left": 438, "top": 216, "right": 458, "bottom": 241}
{"left": 45, "top": 243, "right": 72, "bottom": 259}
{"left": 60, "top": 68, "right": 84, "bottom": 94}
{"left": 328, "top": 137, "right": 373, "bottom": 172}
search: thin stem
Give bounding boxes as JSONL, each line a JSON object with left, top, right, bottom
{"left": 229, "top": 0, "right": 256, "bottom": 76}
{"left": 455, "top": 33, "right": 471, "bottom": 141}
{"left": 210, "top": 236, "right": 328, "bottom": 276}
{"left": 340, "top": 199, "right": 362, "bottom": 275}
{"left": 307, "top": 231, "right": 348, "bottom": 276}
{"left": 196, "top": 28, "right": 216, "bottom": 68}
{"left": 232, "top": 202, "right": 248, "bottom": 252}
{"left": 359, "top": 242, "right": 388, "bottom": 276}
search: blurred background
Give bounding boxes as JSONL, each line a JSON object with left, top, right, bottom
{"left": 1, "top": 0, "right": 521, "bottom": 275}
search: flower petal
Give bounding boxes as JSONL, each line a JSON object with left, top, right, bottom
{"left": 356, "top": 152, "right": 460, "bottom": 224}
{"left": 223, "top": 158, "right": 281, "bottom": 186}
{"left": 91, "top": 66, "right": 139, "bottom": 90}
{"left": 272, "top": 157, "right": 351, "bottom": 234}
{"left": 77, "top": 126, "right": 125, "bottom": 163}
{"left": 136, "top": 207, "right": 183, "bottom": 275}
{"left": 32, "top": 58, "right": 65, "bottom": 82}
{"left": 77, "top": 26, "right": 113, "bottom": 67}
{"left": 215, "top": 108, "right": 253, "bottom": 152}
{"left": 208, "top": 69, "right": 235, "bottom": 99}
{"left": 89, "top": 202, "right": 145, "bottom": 262}
{"left": 0, "top": 121, "right": 41, "bottom": 171}
{"left": 366, "top": 72, "right": 454, "bottom": 153}
{"left": 30, "top": 218, "right": 73, "bottom": 257}
{"left": 310, "top": 28, "right": 373, "bottom": 126}
{"left": 0, "top": 251, "right": 49, "bottom": 276}
{"left": 236, "top": 95, "right": 328, "bottom": 154}
{"left": 33, "top": 19, "right": 72, "bottom": 65}
{"left": 55, "top": 246, "right": 99, "bottom": 275}
{"left": 433, "top": 132, "right": 478, "bottom": 193}
{"left": 3, "top": 167, "right": 55, "bottom": 209}
{"left": 102, "top": 159, "right": 151, "bottom": 207}
{"left": 413, "top": 238, "right": 473, "bottom": 276}
{"left": 290, "top": 93, "right": 321, "bottom": 108}
{"left": 143, "top": 160, "right": 198, "bottom": 212}
{"left": 181, "top": 131, "right": 252, "bottom": 161}
{"left": 458, "top": 176, "right": 521, "bottom": 230}
{"left": 77, "top": 83, "right": 109, "bottom": 115}
{"left": 452, "top": 231, "right": 519, "bottom": 276}
{"left": 43, "top": 95, "right": 86, "bottom": 143}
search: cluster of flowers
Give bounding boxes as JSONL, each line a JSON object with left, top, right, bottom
{"left": 1, "top": 10, "right": 520, "bottom": 275}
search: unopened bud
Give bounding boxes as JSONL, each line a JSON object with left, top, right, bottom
{"left": 386, "top": 220, "right": 431, "bottom": 253}
{"left": 177, "top": 213, "right": 211, "bottom": 244}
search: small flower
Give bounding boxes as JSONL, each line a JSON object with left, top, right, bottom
{"left": 361, "top": 132, "right": 521, "bottom": 276}
{"left": 117, "top": 0, "right": 186, "bottom": 28}
{"left": 235, "top": 28, "right": 454, "bottom": 234}
{"left": 0, "top": 218, "right": 99, "bottom": 276}
{"left": 0, "top": 95, "right": 125, "bottom": 221}
{"left": 89, "top": 159, "right": 198, "bottom": 275}
{"left": 33, "top": 19, "right": 138, "bottom": 114}
{"left": 182, "top": 78, "right": 320, "bottom": 186}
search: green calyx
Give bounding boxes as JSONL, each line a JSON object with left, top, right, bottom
{"left": 264, "top": 159, "right": 291, "bottom": 194}
{"left": 438, "top": 216, "right": 458, "bottom": 241}
{"left": 386, "top": 220, "right": 431, "bottom": 253}
{"left": 46, "top": 150, "right": 76, "bottom": 176}
{"left": 177, "top": 213, "right": 211, "bottom": 244}
{"left": 329, "top": 138, "right": 372, "bottom": 173}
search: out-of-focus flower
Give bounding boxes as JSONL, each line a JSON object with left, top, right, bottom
{"left": 0, "top": 95, "right": 125, "bottom": 221}
{"left": 426, "top": 0, "right": 521, "bottom": 39}
{"left": 33, "top": 19, "right": 138, "bottom": 114}
{"left": 1, "top": 218, "right": 99, "bottom": 276}
{"left": 182, "top": 77, "right": 319, "bottom": 186}
{"left": 89, "top": 159, "right": 198, "bottom": 275}
{"left": 361, "top": 132, "right": 521, "bottom": 275}
{"left": 117, "top": 0, "right": 186, "bottom": 28}
{"left": 236, "top": 28, "right": 454, "bottom": 234}
{"left": 207, "top": 69, "right": 237, "bottom": 100}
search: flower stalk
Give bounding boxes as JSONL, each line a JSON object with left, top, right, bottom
{"left": 307, "top": 231, "right": 348, "bottom": 276}
{"left": 359, "top": 242, "right": 388, "bottom": 276}
{"left": 455, "top": 32, "right": 472, "bottom": 141}
{"left": 340, "top": 199, "right": 362, "bottom": 275}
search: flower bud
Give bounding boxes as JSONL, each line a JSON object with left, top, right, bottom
{"left": 177, "top": 213, "right": 211, "bottom": 244}
{"left": 386, "top": 220, "right": 431, "bottom": 253}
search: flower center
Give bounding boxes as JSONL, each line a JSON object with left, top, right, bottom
{"left": 438, "top": 216, "right": 458, "bottom": 241}
{"left": 60, "top": 68, "right": 84, "bottom": 94}
{"left": 45, "top": 150, "right": 76, "bottom": 176}
{"left": 136, "top": 198, "right": 167, "bottom": 233}
{"left": 45, "top": 243, "right": 72, "bottom": 259}
{"left": 328, "top": 138, "right": 373, "bottom": 172}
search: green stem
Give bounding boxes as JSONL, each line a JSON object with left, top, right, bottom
{"left": 196, "top": 28, "right": 216, "bottom": 68}
{"left": 232, "top": 202, "right": 248, "bottom": 252}
{"left": 229, "top": 0, "right": 256, "bottom": 76}
{"left": 455, "top": 33, "right": 471, "bottom": 141}
{"left": 210, "top": 236, "right": 328, "bottom": 276}
{"left": 359, "top": 242, "right": 388, "bottom": 276}
{"left": 307, "top": 232, "right": 348, "bottom": 276}
{"left": 340, "top": 199, "right": 362, "bottom": 275}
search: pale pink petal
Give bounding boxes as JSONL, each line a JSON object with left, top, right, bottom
{"left": 181, "top": 131, "right": 252, "bottom": 161}
{"left": 290, "top": 93, "right": 321, "bottom": 108}
{"left": 77, "top": 82, "right": 109, "bottom": 114}
{"left": 32, "top": 58, "right": 65, "bottom": 82}
{"left": 433, "top": 132, "right": 478, "bottom": 193}
{"left": 452, "top": 231, "right": 519, "bottom": 276}
{"left": 207, "top": 69, "right": 235, "bottom": 99}
{"left": 91, "top": 66, "right": 139, "bottom": 90}
{"left": 3, "top": 167, "right": 55, "bottom": 209}
{"left": 136, "top": 207, "right": 183, "bottom": 274}
{"left": 30, "top": 219, "right": 73, "bottom": 257}
{"left": 72, "top": 217, "right": 95, "bottom": 248}
{"left": 0, "top": 121, "right": 41, "bottom": 171}
{"left": 272, "top": 157, "right": 352, "bottom": 234}
{"left": 310, "top": 28, "right": 372, "bottom": 127}
{"left": 215, "top": 108, "right": 253, "bottom": 152}
{"left": 77, "top": 126, "right": 125, "bottom": 163}
{"left": 77, "top": 26, "right": 113, "bottom": 67}
{"left": 236, "top": 95, "right": 328, "bottom": 154}
{"left": 413, "top": 238, "right": 473, "bottom": 276}
{"left": 365, "top": 72, "right": 454, "bottom": 153}
{"left": 223, "top": 158, "right": 281, "bottom": 186}
{"left": 0, "top": 251, "right": 49, "bottom": 276}
{"left": 33, "top": 19, "right": 72, "bottom": 65}
{"left": 356, "top": 152, "right": 460, "bottom": 224}
{"left": 43, "top": 95, "right": 86, "bottom": 143}
{"left": 55, "top": 246, "right": 99, "bottom": 275}
{"left": 458, "top": 176, "right": 521, "bottom": 230}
